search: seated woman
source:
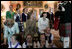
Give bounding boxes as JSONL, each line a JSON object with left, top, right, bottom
{"left": 33, "top": 32, "right": 40, "bottom": 48}
{"left": 38, "top": 12, "right": 49, "bottom": 34}
{"left": 22, "top": 34, "right": 33, "bottom": 48}
{"left": 8, "top": 34, "right": 21, "bottom": 48}
{"left": 44, "top": 27, "right": 55, "bottom": 48}
{"left": 39, "top": 34, "right": 49, "bottom": 48}
{"left": 2, "top": 19, "right": 19, "bottom": 45}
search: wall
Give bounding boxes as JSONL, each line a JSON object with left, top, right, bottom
{"left": 1, "top": 1, "right": 58, "bottom": 20}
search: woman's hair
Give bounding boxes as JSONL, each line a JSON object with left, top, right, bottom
{"left": 9, "top": 4, "right": 13, "bottom": 8}
{"left": 40, "top": 33, "right": 45, "bottom": 38}
{"left": 12, "top": 34, "right": 21, "bottom": 41}
{"left": 40, "top": 12, "right": 47, "bottom": 17}
{"left": 23, "top": 7, "right": 27, "bottom": 12}
{"left": 26, "top": 33, "right": 32, "bottom": 38}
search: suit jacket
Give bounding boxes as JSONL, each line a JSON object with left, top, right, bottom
{"left": 22, "top": 13, "right": 29, "bottom": 22}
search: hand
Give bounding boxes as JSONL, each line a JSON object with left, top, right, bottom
{"left": 1, "top": 42, "right": 6, "bottom": 45}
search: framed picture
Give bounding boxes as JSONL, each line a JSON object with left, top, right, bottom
{"left": 10, "top": 1, "right": 18, "bottom": 4}
{"left": 44, "top": 4, "right": 48, "bottom": 9}
{"left": 23, "top": 1, "right": 43, "bottom": 8}
{"left": 39, "top": 9, "right": 44, "bottom": 15}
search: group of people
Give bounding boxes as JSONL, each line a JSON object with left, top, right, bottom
{"left": 1, "top": 1, "right": 71, "bottom": 48}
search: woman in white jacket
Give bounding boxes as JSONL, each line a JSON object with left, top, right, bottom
{"left": 38, "top": 12, "right": 49, "bottom": 34}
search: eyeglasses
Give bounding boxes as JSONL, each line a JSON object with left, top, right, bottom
{"left": 27, "top": 38, "right": 32, "bottom": 40}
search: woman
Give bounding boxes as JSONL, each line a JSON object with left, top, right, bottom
{"left": 22, "top": 34, "right": 33, "bottom": 48}
{"left": 2, "top": 19, "right": 19, "bottom": 45}
{"left": 40, "top": 34, "right": 49, "bottom": 48}
{"left": 22, "top": 7, "right": 29, "bottom": 22}
{"left": 6, "top": 5, "right": 15, "bottom": 20}
{"left": 38, "top": 12, "right": 49, "bottom": 34}
{"left": 8, "top": 34, "right": 22, "bottom": 48}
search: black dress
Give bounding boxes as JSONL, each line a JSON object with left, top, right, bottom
{"left": 22, "top": 13, "right": 30, "bottom": 22}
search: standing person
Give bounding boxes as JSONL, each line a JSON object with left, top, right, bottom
{"left": 8, "top": 34, "right": 22, "bottom": 48}
{"left": 47, "top": 8, "right": 54, "bottom": 29}
{"left": 38, "top": 12, "right": 49, "bottom": 34}
{"left": 14, "top": 8, "right": 24, "bottom": 33}
{"left": 58, "top": 1, "right": 71, "bottom": 44}
{"left": 62, "top": 1, "right": 71, "bottom": 38}
{"left": 6, "top": 5, "right": 15, "bottom": 20}
{"left": 59, "top": 1, "right": 71, "bottom": 48}
{"left": 22, "top": 7, "right": 29, "bottom": 22}
{"left": 1, "top": 20, "right": 19, "bottom": 45}
{"left": 22, "top": 34, "right": 33, "bottom": 48}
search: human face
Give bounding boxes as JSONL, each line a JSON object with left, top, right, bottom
{"left": 25, "top": 8, "right": 28, "bottom": 13}
{"left": 47, "top": 27, "right": 50, "bottom": 33}
{"left": 40, "top": 35, "right": 45, "bottom": 41}
{"left": 27, "top": 35, "right": 32, "bottom": 42}
{"left": 9, "top": 6, "right": 13, "bottom": 11}
{"left": 17, "top": 10, "right": 20, "bottom": 14}
{"left": 43, "top": 13, "right": 47, "bottom": 18}
{"left": 11, "top": 36, "right": 16, "bottom": 45}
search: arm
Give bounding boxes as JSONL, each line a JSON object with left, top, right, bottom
{"left": 38, "top": 18, "right": 41, "bottom": 29}
{"left": 15, "top": 22, "right": 19, "bottom": 34}
{"left": 6, "top": 11, "right": 9, "bottom": 19}
{"left": 47, "top": 19, "right": 50, "bottom": 28}
{"left": 22, "top": 42, "right": 26, "bottom": 48}
{"left": 50, "top": 34, "right": 54, "bottom": 45}
{"left": 2, "top": 25, "right": 8, "bottom": 45}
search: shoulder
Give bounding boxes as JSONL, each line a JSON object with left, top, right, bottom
{"left": 7, "top": 11, "right": 11, "bottom": 13}
{"left": 46, "top": 18, "right": 49, "bottom": 21}
{"left": 22, "top": 42, "right": 26, "bottom": 48}
{"left": 39, "top": 18, "right": 43, "bottom": 20}
{"left": 14, "top": 22, "right": 18, "bottom": 25}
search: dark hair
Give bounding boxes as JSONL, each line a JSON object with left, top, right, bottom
{"left": 26, "top": 34, "right": 32, "bottom": 38}
{"left": 12, "top": 34, "right": 23, "bottom": 45}
{"left": 9, "top": 4, "right": 13, "bottom": 8}
{"left": 58, "top": 4, "right": 62, "bottom": 11}
{"left": 12, "top": 34, "right": 20, "bottom": 41}
{"left": 23, "top": 7, "right": 27, "bottom": 12}
{"left": 16, "top": 8, "right": 19, "bottom": 11}
{"left": 40, "top": 12, "right": 47, "bottom": 17}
